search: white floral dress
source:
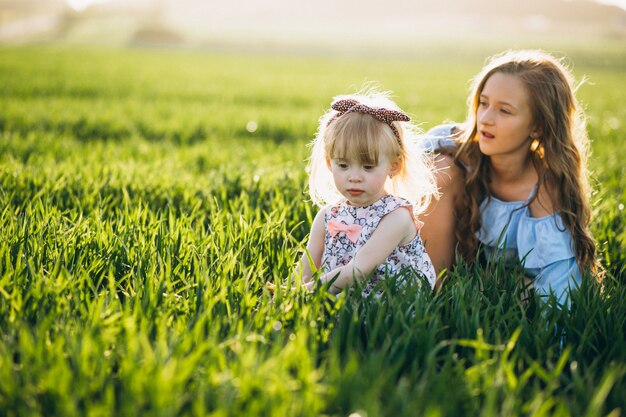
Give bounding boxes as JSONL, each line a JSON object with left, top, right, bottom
{"left": 321, "top": 195, "right": 436, "bottom": 295}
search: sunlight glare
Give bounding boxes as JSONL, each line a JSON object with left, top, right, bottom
{"left": 66, "top": 0, "right": 111, "bottom": 12}
{"left": 594, "top": 0, "right": 626, "bottom": 10}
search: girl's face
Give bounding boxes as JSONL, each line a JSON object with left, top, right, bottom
{"left": 476, "top": 72, "right": 539, "bottom": 159}
{"left": 328, "top": 153, "right": 397, "bottom": 207}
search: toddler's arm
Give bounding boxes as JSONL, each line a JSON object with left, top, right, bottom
{"left": 318, "top": 207, "right": 416, "bottom": 295}
{"left": 296, "top": 208, "right": 326, "bottom": 284}
{"left": 267, "top": 209, "right": 325, "bottom": 294}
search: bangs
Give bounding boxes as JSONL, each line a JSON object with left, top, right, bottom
{"left": 325, "top": 113, "right": 397, "bottom": 165}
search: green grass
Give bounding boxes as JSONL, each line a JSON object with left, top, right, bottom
{"left": 0, "top": 44, "right": 624, "bottom": 416}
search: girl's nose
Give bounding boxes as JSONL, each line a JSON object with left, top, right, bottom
{"left": 348, "top": 169, "right": 362, "bottom": 182}
{"left": 479, "top": 108, "right": 494, "bottom": 125}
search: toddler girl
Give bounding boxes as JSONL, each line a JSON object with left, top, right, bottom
{"left": 297, "top": 90, "right": 438, "bottom": 295}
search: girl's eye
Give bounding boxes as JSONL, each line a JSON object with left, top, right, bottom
{"left": 338, "top": 163, "right": 348, "bottom": 169}
{"left": 363, "top": 165, "right": 375, "bottom": 170}
{"left": 479, "top": 101, "right": 488, "bottom": 107}
{"left": 500, "top": 108, "right": 511, "bottom": 115}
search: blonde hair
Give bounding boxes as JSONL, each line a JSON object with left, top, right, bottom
{"left": 308, "top": 88, "right": 438, "bottom": 214}
{"left": 455, "top": 50, "right": 598, "bottom": 274}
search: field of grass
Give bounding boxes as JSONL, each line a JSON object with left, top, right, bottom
{"left": 0, "top": 44, "right": 624, "bottom": 416}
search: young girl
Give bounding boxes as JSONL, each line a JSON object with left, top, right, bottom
{"left": 420, "top": 50, "right": 599, "bottom": 305}
{"left": 295, "top": 90, "right": 439, "bottom": 295}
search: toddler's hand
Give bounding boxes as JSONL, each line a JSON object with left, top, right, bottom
{"left": 266, "top": 281, "right": 314, "bottom": 293}
{"left": 266, "top": 282, "right": 294, "bottom": 293}
{"left": 266, "top": 282, "right": 279, "bottom": 293}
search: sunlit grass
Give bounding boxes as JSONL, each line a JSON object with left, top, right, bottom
{"left": 0, "top": 45, "right": 624, "bottom": 416}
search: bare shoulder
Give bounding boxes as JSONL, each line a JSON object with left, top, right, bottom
{"left": 381, "top": 204, "right": 414, "bottom": 226}
{"left": 531, "top": 179, "right": 557, "bottom": 217}
{"left": 314, "top": 205, "right": 329, "bottom": 219}
{"left": 378, "top": 205, "right": 418, "bottom": 245}
{"left": 310, "top": 205, "right": 329, "bottom": 231}
{"left": 377, "top": 205, "right": 416, "bottom": 236}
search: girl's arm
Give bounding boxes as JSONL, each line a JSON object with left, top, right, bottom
{"left": 420, "top": 154, "right": 462, "bottom": 281}
{"left": 314, "top": 207, "right": 416, "bottom": 295}
{"left": 297, "top": 208, "right": 326, "bottom": 284}
{"left": 419, "top": 124, "right": 464, "bottom": 285}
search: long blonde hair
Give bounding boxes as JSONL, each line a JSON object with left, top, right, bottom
{"left": 455, "top": 50, "right": 597, "bottom": 273}
{"left": 308, "top": 88, "right": 438, "bottom": 214}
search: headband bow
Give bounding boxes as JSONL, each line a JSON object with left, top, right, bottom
{"left": 328, "top": 98, "right": 410, "bottom": 140}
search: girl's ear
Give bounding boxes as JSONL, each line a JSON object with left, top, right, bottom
{"left": 390, "top": 159, "right": 401, "bottom": 177}
{"left": 531, "top": 125, "right": 543, "bottom": 139}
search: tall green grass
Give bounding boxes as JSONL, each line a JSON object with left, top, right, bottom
{"left": 0, "top": 45, "right": 624, "bottom": 416}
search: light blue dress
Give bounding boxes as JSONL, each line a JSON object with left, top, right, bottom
{"left": 423, "top": 124, "right": 582, "bottom": 305}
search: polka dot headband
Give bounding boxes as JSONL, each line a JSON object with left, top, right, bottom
{"left": 328, "top": 98, "right": 410, "bottom": 140}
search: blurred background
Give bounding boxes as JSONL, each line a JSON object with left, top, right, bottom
{"left": 1, "top": 0, "right": 625, "bottom": 53}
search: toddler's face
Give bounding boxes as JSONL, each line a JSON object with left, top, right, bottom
{"left": 328, "top": 154, "right": 396, "bottom": 206}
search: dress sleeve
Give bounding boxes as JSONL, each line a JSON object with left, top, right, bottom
{"left": 421, "top": 124, "right": 458, "bottom": 152}
{"left": 517, "top": 213, "right": 582, "bottom": 307}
